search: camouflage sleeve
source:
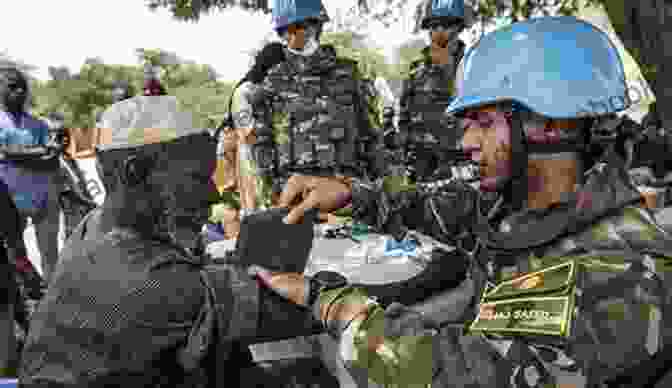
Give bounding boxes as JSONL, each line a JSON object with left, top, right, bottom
{"left": 232, "top": 82, "right": 273, "bottom": 209}
{"left": 232, "top": 81, "right": 262, "bottom": 131}
{"left": 367, "top": 84, "right": 384, "bottom": 134}
{"left": 232, "top": 81, "right": 259, "bottom": 181}
{"left": 318, "top": 287, "right": 435, "bottom": 387}
{"left": 261, "top": 75, "right": 290, "bottom": 147}
{"left": 509, "top": 205, "right": 672, "bottom": 386}
{"left": 605, "top": 205, "right": 672, "bottom": 275}
{"left": 397, "top": 68, "right": 415, "bottom": 146}
{"left": 233, "top": 80, "right": 285, "bottom": 143}
{"left": 610, "top": 205, "right": 672, "bottom": 344}
{"left": 353, "top": 65, "right": 383, "bottom": 137}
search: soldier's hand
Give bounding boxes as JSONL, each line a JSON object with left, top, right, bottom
{"left": 278, "top": 175, "right": 352, "bottom": 224}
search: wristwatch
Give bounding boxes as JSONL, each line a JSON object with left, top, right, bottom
{"left": 306, "top": 270, "right": 348, "bottom": 309}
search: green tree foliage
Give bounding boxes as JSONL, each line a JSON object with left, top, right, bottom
{"left": 136, "top": 48, "right": 233, "bottom": 127}
{"left": 471, "top": 0, "right": 584, "bottom": 20}
{"left": 32, "top": 59, "right": 139, "bottom": 128}
{"left": 145, "top": 0, "right": 671, "bottom": 127}
{"left": 388, "top": 39, "right": 427, "bottom": 82}
{"left": 146, "top": 0, "right": 270, "bottom": 21}
{"left": 321, "top": 31, "right": 391, "bottom": 80}
{"left": 30, "top": 49, "right": 235, "bottom": 129}
{"left": 470, "top": 0, "right": 657, "bottom": 82}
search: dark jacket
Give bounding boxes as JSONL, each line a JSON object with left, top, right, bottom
{"left": 18, "top": 204, "right": 331, "bottom": 388}
{"left": 0, "top": 181, "right": 21, "bottom": 307}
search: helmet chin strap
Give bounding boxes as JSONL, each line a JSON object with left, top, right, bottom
{"left": 500, "top": 113, "right": 592, "bottom": 211}
{"left": 508, "top": 111, "right": 528, "bottom": 212}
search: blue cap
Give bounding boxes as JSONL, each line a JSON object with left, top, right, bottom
{"left": 421, "top": 0, "right": 465, "bottom": 29}
{"left": 446, "top": 16, "right": 629, "bottom": 119}
{"left": 272, "top": 0, "right": 324, "bottom": 32}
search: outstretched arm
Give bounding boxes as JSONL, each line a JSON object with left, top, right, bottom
{"left": 249, "top": 266, "right": 438, "bottom": 387}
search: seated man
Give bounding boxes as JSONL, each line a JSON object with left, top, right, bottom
{"left": 18, "top": 96, "right": 438, "bottom": 388}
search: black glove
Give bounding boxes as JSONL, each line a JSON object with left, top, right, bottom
{"left": 244, "top": 42, "right": 286, "bottom": 84}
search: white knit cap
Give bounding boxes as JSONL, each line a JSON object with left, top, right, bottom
{"left": 98, "top": 96, "right": 205, "bottom": 150}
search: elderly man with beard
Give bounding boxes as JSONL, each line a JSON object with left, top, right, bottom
{"left": 277, "top": 16, "right": 672, "bottom": 387}
{"left": 18, "top": 95, "right": 438, "bottom": 388}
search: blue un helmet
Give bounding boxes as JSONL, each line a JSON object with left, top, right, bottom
{"left": 272, "top": 0, "right": 329, "bottom": 33}
{"left": 446, "top": 16, "right": 629, "bottom": 119}
{"left": 446, "top": 16, "right": 629, "bottom": 211}
{"left": 421, "top": 0, "right": 466, "bottom": 30}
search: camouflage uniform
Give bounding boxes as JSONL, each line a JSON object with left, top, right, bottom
{"left": 421, "top": 156, "right": 672, "bottom": 388}
{"left": 233, "top": 45, "right": 383, "bottom": 211}
{"left": 396, "top": 43, "right": 465, "bottom": 182}
{"left": 353, "top": 153, "right": 672, "bottom": 387}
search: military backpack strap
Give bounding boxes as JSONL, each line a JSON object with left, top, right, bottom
{"left": 217, "top": 42, "right": 286, "bottom": 139}
{"left": 203, "top": 263, "right": 261, "bottom": 340}
{"left": 215, "top": 79, "right": 243, "bottom": 140}
{"left": 188, "top": 264, "right": 261, "bottom": 388}
{"left": 455, "top": 40, "right": 466, "bottom": 67}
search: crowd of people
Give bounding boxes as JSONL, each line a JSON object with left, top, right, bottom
{"left": 1, "top": 0, "right": 672, "bottom": 387}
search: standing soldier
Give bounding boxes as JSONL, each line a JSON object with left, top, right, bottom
{"left": 232, "top": 0, "right": 384, "bottom": 226}
{"left": 397, "top": 0, "right": 468, "bottom": 182}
